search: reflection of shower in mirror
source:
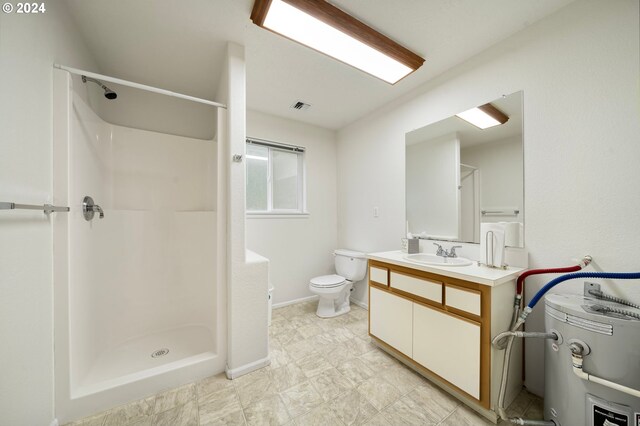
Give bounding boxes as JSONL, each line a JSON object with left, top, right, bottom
{"left": 460, "top": 163, "right": 479, "bottom": 243}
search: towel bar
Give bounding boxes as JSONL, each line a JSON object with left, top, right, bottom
{"left": 0, "top": 201, "right": 70, "bottom": 214}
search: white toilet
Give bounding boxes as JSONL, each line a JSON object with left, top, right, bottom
{"left": 309, "top": 249, "right": 367, "bottom": 318}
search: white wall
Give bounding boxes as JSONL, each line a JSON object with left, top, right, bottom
{"left": 0, "top": 4, "right": 100, "bottom": 425}
{"left": 337, "top": 0, "right": 639, "bottom": 396}
{"left": 461, "top": 136, "right": 524, "bottom": 224}
{"left": 246, "top": 110, "right": 338, "bottom": 305}
{"left": 93, "top": 83, "right": 217, "bottom": 140}
{"left": 406, "top": 132, "right": 460, "bottom": 239}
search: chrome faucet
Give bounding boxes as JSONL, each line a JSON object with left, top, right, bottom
{"left": 433, "top": 243, "right": 463, "bottom": 258}
{"left": 448, "top": 245, "right": 463, "bottom": 258}
{"left": 92, "top": 204, "right": 105, "bottom": 219}
{"left": 82, "top": 196, "right": 104, "bottom": 221}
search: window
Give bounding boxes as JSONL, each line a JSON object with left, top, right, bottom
{"left": 246, "top": 138, "right": 306, "bottom": 215}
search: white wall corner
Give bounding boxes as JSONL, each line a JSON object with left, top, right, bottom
{"left": 350, "top": 297, "right": 368, "bottom": 310}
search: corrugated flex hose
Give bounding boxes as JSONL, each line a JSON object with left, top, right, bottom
{"left": 590, "top": 304, "right": 640, "bottom": 320}
{"left": 524, "top": 271, "right": 640, "bottom": 316}
{"left": 589, "top": 288, "right": 640, "bottom": 310}
{"left": 497, "top": 257, "right": 591, "bottom": 349}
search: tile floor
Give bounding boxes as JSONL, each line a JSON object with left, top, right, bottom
{"left": 67, "top": 301, "right": 543, "bottom": 426}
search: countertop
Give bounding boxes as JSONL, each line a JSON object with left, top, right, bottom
{"left": 367, "top": 250, "right": 525, "bottom": 287}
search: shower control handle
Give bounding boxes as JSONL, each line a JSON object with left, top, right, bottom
{"left": 83, "top": 196, "right": 104, "bottom": 221}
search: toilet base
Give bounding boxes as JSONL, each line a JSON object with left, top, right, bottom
{"left": 316, "top": 298, "right": 351, "bottom": 318}
{"left": 315, "top": 287, "right": 351, "bottom": 318}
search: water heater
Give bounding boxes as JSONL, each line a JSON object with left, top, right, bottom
{"left": 544, "top": 293, "right": 640, "bottom": 426}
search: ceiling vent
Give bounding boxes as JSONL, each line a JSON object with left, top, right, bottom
{"left": 290, "top": 100, "right": 311, "bottom": 111}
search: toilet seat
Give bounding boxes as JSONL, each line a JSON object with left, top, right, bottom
{"left": 310, "top": 274, "right": 346, "bottom": 288}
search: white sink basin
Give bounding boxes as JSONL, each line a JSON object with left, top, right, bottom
{"left": 403, "top": 253, "right": 473, "bottom": 267}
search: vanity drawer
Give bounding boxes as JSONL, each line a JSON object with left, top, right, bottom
{"left": 369, "top": 266, "right": 388, "bottom": 286}
{"left": 445, "top": 285, "right": 481, "bottom": 316}
{"left": 390, "top": 272, "right": 442, "bottom": 304}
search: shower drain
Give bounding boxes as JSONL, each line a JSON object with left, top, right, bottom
{"left": 151, "top": 348, "right": 170, "bottom": 358}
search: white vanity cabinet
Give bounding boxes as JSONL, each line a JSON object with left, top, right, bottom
{"left": 413, "top": 303, "right": 481, "bottom": 399}
{"left": 367, "top": 252, "right": 524, "bottom": 424}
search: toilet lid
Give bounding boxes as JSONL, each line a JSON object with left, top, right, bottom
{"left": 310, "top": 274, "right": 346, "bottom": 288}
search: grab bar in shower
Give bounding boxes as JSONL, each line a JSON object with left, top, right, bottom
{"left": 0, "top": 201, "right": 70, "bottom": 214}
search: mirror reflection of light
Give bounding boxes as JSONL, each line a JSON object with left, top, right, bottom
{"left": 246, "top": 154, "right": 268, "bottom": 161}
{"left": 263, "top": 0, "right": 413, "bottom": 84}
{"left": 456, "top": 108, "right": 502, "bottom": 129}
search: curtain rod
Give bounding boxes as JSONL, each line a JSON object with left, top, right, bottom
{"left": 53, "top": 64, "right": 227, "bottom": 109}
{"left": 246, "top": 137, "right": 305, "bottom": 152}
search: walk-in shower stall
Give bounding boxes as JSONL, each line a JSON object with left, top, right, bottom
{"left": 52, "top": 68, "right": 226, "bottom": 422}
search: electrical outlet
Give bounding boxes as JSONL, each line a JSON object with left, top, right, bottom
{"left": 584, "top": 281, "right": 601, "bottom": 297}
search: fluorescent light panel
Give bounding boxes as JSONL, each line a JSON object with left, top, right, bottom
{"left": 252, "top": 0, "right": 424, "bottom": 84}
{"left": 456, "top": 103, "right": 509, "bottom": 130}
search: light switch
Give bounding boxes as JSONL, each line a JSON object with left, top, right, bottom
{"left": 373, "top": 207, "right": 379, "bottom": 218}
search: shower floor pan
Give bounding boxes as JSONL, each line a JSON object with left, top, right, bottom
{"left": 74, "top": 324, "right": 215, "bottom": 398}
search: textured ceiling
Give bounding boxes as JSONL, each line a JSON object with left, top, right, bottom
{"left": 66, "top": 0, "right": 574, "bottom": 130}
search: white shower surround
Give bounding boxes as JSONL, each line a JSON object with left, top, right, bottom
{"left": 53, "top": 70, "right": 226, "bottom": 423}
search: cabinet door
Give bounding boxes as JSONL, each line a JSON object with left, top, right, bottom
{"left": 370, "top": 286, "right": 413, "bottom": 357}
{"left": 413, "top": 302, "right": 480, "bottom": 399}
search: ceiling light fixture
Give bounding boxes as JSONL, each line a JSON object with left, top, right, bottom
{"left": 456, "top": 103, "right": 510, "bottom": 130}
{"left": 250, "top": 0, "right": 424, "bottom": 84}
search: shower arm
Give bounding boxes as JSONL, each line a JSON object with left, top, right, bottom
{"left": 82, "top": 75, "right": 108, "bottom": 91}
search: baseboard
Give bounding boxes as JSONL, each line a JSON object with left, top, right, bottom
{"left": 49, "top": 419, "right": 59, "bottom": 426}
{"left": 272, "top": 295, "right": 318, "bottom": 309}
{"left": 272, "top": 295, "right": 367, "bottom": 310}
{"left": 225, "top": 356, "right": 271, "bottom": 379}
{"left": 350, "top": 298, "right": 368, "bottom": 310}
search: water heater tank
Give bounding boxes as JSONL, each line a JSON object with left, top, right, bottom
{"left": 544, "top": 293, "right": 640, "bottom": 426}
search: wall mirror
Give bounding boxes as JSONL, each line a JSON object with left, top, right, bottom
{"left": 405, "top": 91, "right": 524, "bottom": 247}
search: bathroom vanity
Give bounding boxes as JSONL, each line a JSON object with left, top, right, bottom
{"left": 367, "top": 250, "right": 525, "bottom": 423}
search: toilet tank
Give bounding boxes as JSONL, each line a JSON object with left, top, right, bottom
{"left": 334, "top": 249, "right": 367, "bottom": 281}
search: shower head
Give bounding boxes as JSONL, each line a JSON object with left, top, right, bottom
{"left": 82, "top": 75, "right": 117, "bottom": 100}
{"left": 104, "top": 88, "right": 117, "bottom": 100}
